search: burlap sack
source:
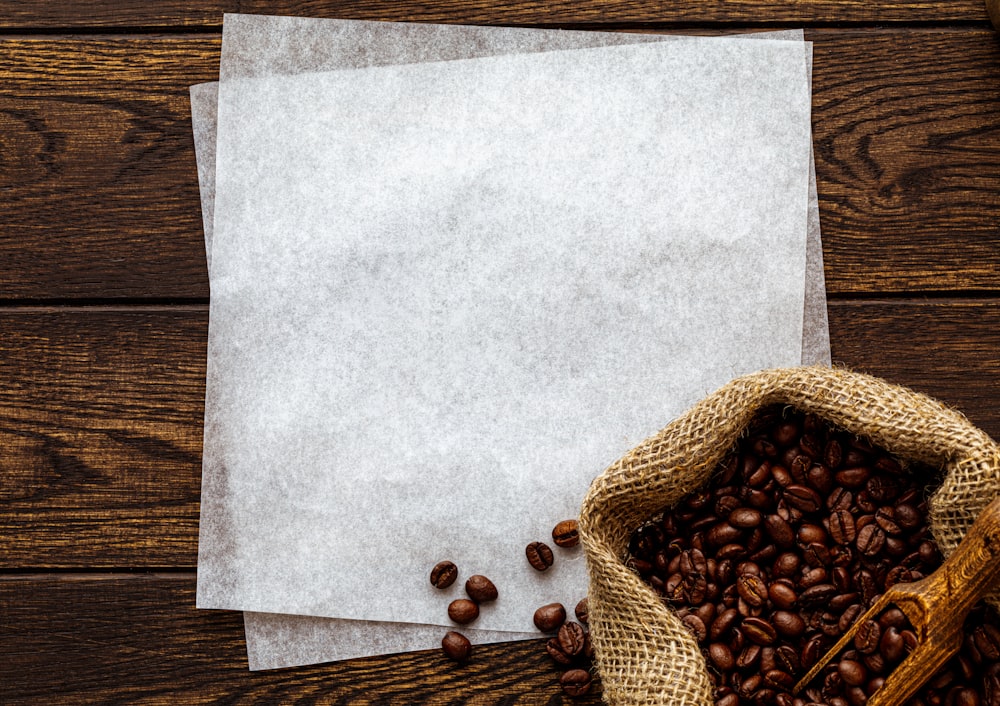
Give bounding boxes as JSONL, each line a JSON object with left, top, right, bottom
{"left": 579, "top": 366, "right": 1000, "bottom": 705}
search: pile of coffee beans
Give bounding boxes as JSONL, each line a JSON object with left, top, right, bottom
{"left": 626, "top": 406, "right": 1000, "bottom": 705}
{"left": 433, "top": 519, "right": 596, "bottom": 697}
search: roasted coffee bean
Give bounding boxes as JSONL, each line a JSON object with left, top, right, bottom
{"left": 709, "top": 642, "right": 735, "bottom": 671}
{"left": 560, "top": 669, "right": 592, "bottom": 697}
{"left": 769, "top": 580, "right": 798, "bottom": 610}
{"left": 773, "top": 551, "right": 801, "bottom": 577}
{"left": 829, "top": 509, "right": 857, "bottom": 545}
{"left": 854, "top": 620, "right": 882, "bottom": 654}
{"left": 574, "top": 597, "right": 589, "bottom": 624}
{"left": 976, "top": 625, "right": 1000, "bottom": 661}
{"left": 802, "top": 634, "right": 827, "bottom": 670}
{"left": 737, "top": 574, "right": 769, "bottom": 608}
{"left": 533, "top": 603, "right": 566, "bottom": 632}
{"left": 875, "top": 507, "right": 902, "bottom": 536}
{"left": 430, "top": 560, "right": 459, "bottom": 589}
{"left": 448, "top": 599, "right": 480, "bottom": 625}
{"left": 800, "top": 583, "right": 838, "bottom": 607}
{"left": 840, "top": 604, "right": 864, "bottom": 633}
{"left": 730, "top": 507, "right": 763, "bottom": 529}
{"left": 682, "top": 614, "right": 708, "bottom": 643}
{"left": 807, "top": 465, "right": 835, "bottom": 495}
{"left": 773, "top": 611, "right": 806, "bottom": 638}
{"left": 800, "top": 567, "right": 830, "bottom": 589}
{"left": 465, "top": 575, "right": 498, "bottom": 603}
{"left": 546, "top": 637, "right": 573, "bottom": 665}
{"left": 764, "top": 514, "right": 796, "bottom": 548}
{"left": 784, "top": 484, "right": 823, "bottom": 513}
{"left": 526, "top": 541, "right": 555, "bottom": 571}
{"left": 867, "top": 474, "right": 900, "bottom": 503}
{"left": 880, "top": 626, "right": 906, "bottom": 663}
{"left": 557, "top": 621, "right": 587, "bottom": 657}
{"left": 716, "top": 693, "right": 740, "bottom": 706}
{"left": 895, "top": 503, "right": 923, "bottom": 531}
{"left": 835, "top": 467, "right": 871, "bottom": 489}
{"left": 857, "top": 524, "right": 887, "bottom": 557}
{"left": 441, "top": 631, "right": 472, "bottom": 663}
{"left": 711, "top": 608, "right": 740, "bottom": 641}
{"left": 772, "top": 465, "right": 795, "bottom": 488}
{"left": 742, "top": 617, "right": 778, "bottom": 645}
{"left": 737, "top": 643, "right": 762, "bottom": 670}
{"left": 765, "top": 669, "right": 795, "bottom": 690}
{"left": 552, "top": 519, "right": 580, "bottom": 548}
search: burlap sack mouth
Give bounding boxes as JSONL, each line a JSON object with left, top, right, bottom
{"left": 579, "top": 366, "right": 1000, "bottom": 706}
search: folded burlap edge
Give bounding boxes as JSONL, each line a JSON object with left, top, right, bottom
{"left": 579, "top": 366, "right": 1000, "bottom": 706}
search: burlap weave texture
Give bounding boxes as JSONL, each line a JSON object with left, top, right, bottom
{"left": 579, "top": 366, "right": 1000, "bottom": 705}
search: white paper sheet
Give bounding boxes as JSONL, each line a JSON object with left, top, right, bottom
{"left": 199, "top": 30, "right": 808, "bottom": 640}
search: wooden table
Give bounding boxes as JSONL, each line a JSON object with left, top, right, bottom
{"left": 2, "top": 1, "right": 1000, "bottom": 703}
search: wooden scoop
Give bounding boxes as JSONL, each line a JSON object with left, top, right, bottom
{"left": 793, "top": 495, "right": 1000, "bottom": 704}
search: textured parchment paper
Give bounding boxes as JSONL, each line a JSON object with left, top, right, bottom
{"left": 193, "top": 15, "right": 824, "bottom": 668}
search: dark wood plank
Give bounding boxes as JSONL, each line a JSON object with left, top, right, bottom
{"left": 0, "top": 37, "right": 217, "bottom": 301}
{"left": 0, "top": 0, "right": 988, "bottom": 30}
{"left": 2, "top": 30, "right": 1000, "bottom": 300}
{"left": 1, "top": 300, "right": 999, "bottom": 569}
{"left": 0, "top": 574, "right": 586, "bottom": 705}
{"left": 0, "top": 308, "right": 205, "bottom": 568}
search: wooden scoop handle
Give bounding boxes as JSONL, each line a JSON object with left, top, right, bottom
{"left": 918, "top": 495, "right": 1000, "bottom": 621}
{"left": 794, "top": 495, "right": 1000, "bottom": 700}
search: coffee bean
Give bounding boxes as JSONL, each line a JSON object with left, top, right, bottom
{"left": 682, "top": 614, "right": 708, "bottom": 643}
{"left": 737, "top": 643, "right": 762, "bottom": 670}
{"left": 546, "top": 637, "right": 573, "bottom": 665}
{"left": 717, "top": 693, "right": 740, "bottom": 706}
{"left": 800, "top": 583, "right": 838, "bottom": 607}
{"left": 867, "top": 474, "right": 900, "bottom": 503}
{"left": 737, "top": 574, "right": 769, "bottom": 608}
{"left": 533, "top": 603, "right": 566, "bottom": 632}
{"left": 465, "top": 575, "right": 498, "bottom": 603}
{"left": 574, "top": 597, "right": 589, "bottom": 625}
{"left": 430, "top": 560, "right": 458, "bottom": 589}
{"left": 448, "top": 598, "right": 480, "bottom": 625}
{"left": 557, "top": 621, "right": 586, "bottom": 657}
{"left": 829, "top": 509, "right": 857, "bottom": 545}
{"left": 709, "top": 642, "right": 735, "bottom": 671}
{"left": 827, "top": 487, "right": 854, "bottom": 512}
{"left": 560, "top": 669, "right": 592, "bottom": 697}
{"left": 839, "top": 604, "right": 864, "bottom": 634}
{"left": 711, "top": 608, "right": 739, "bottom": 641}
{"left": 802, "top": 633, "right": 827, "bottom": 670}
{"left": 784, "top": 484, "right": 822, "bottom": 513}
{"left": 894, "top": 503, "right": 922, "bottom": 531}
{"left": 764, "top": 514, "right": 796, "bottom": 548}
{"left": 773, "top": 611, "right": 806, "bottom": 638}
{"left": 773, "top": 552, "right": 801, "bottom": 577}
{"left": 880, "top": 626, "right": 905, "bottom": 663}
{"left": 441, "top": 631, "right": 472, "bottom": 663}
{"left": 835, "top": 467, "right": 871, "bottom": 489}
{"left": 854, "top": 620, "right": 882, "bottom": 654}
{"left": 769, "top": 581, "right": 798, "bottom": 610}
{"left": 798, "top": 523, "right": 828, "bottom": 546}
{"left": 807, "top": 465, "right": 834, "bottom": 494}
{"left": 526, "top": 541, "right": 555, "bottom": 571}
{"left": 765, "top": 669, "right": 795, "bottom": 691}
{"left": 857, "top": 524, "right": 886, "bottom": 557}
{"left": 742, "top": 617, "right": 778, "bottom": 645}
{"left": 730, "top": 507, "right": 763, "bottom": 529}
{"left": 976, "top": 625, "right": 1000, "bottom": 661}
{"left": 708, "top": 522, "right": 744, "bottom": 547}
{"left": 552, "top": 519, "right": 580, "bottom": 548}
{"left": 875, "top": 507, "right": 902, "bottom": 536}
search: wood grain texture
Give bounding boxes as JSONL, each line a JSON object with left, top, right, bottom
{"left": 0, "top": 300, "right": 998, "bottom": 569}
{"left": 0, "top": 0, "right": 989, "bottom": 30}
{"left": 2, "top": 29, "right": 1000, "bottom": 300}
{"left": 0, "top": 574, "right": 585, "bottom": 705}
